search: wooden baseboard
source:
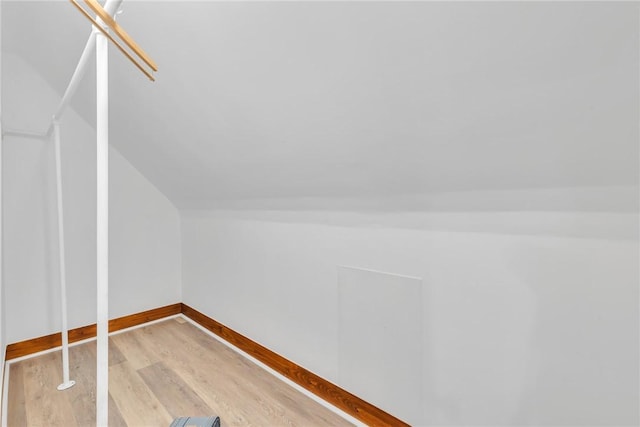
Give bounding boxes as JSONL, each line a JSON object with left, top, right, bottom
{"left": 181, "top": 303, "right": 409, "bottom": 427}
{"left": 5, "top": 303, "right": 181, "bottom": 360}
{"left": 5, "top": 302, "right": 408, "bottom": 426}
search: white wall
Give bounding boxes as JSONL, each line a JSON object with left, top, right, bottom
{"left": 1, "top": 52, "right": 181, "bottom": 343}
{"left": 182, "top": 205, "right": 638, "bottom": 426}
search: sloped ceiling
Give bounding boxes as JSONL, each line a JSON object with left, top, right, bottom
{"left": 2, "top": 1, "right": 638, "bottom": 209}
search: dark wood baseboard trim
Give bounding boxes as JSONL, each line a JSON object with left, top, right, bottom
{"left": 180, "top": 303, "right": 409, "bottom": 427}
{"left": 5, "top": 303, "right": 182, "bottom": 360}
{"left": 5, "top": 302, "right": 408, "bottom": 426}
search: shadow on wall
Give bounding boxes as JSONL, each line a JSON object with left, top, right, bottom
{"left": 422, "top": 234, "right": 638, "bottom": 426}
{"left": 181, "top": 185, "right": 639, "bottom": 241}
{"left": 4, "top": 135, "right": 61, "bottom": 339}
{"left": 423, "top": 237, "right": 537, "bottom": 426}
{"left": 187, "top": 187, "right": 640, "bottom": 213}
{"left": 506, "top": 240, "right": 639, "bottom": 426}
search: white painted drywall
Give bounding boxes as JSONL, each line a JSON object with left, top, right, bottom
{"left": 1, "top": 52, "right": 181, "bottom": 343}
{"left": 1, "top": 2, "right": 636, "bottom": 425}
{"left": 2, "top": 2, "right": 638, "bottom": 208}
{"left": 181, "top": 207, "right": 638, "bottom": 426}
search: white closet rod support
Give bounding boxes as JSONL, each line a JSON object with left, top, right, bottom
{"left": 53, "top": 121, "right": 75, "bottom": 392}
{"left": 48, "top": 0, "right": 123, "bottom": 135}
{"left": 0, "top": 0, "right": 122, "bottom": 139}
{"left": 48, "top": 31, "right": 98, "bottom": 136}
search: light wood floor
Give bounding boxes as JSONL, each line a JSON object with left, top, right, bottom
{"left": 6, "top": 317, "right": 353, "bottom": 427}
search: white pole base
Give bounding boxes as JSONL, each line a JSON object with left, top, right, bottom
{"left": 57, "top": 380, "right": 76, "bottom": 391}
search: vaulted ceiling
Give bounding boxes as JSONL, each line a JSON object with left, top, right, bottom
{"left": 2, "top": 1, "right": 638, "bottom": 209}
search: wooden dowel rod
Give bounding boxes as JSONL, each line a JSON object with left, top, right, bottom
{"left": 69, "top": 0, "right": 155, "bottom": 81}
{"left": 83, "top": 0, "right": 158, "bottom": 72}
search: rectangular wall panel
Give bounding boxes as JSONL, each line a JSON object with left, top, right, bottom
{"left": 338, "top": 266, "right": 423, "bottom": 425}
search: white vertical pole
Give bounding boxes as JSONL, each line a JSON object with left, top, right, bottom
{"left": 0, "top": 0, "right": 4, "bottom": 386}
{"left": 96, "top": 27, "right": 109, "bottom": 427}
{"left": 54, "top": 122, "right": 75, "bottom": 391}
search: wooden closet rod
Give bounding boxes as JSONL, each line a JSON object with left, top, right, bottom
{"left": 69, "top": 0, "right": 157, "bottom": 81}
{"left": 82, "top": 0, "right": 158, "bottom": 71}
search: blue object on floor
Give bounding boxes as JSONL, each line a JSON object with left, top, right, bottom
{"left": 170, "top": 416, "right": 221, "bottom": 427}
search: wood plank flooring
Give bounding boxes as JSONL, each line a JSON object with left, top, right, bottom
{"left": 6, "top": 318, "right": 353, "bottom": 427}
